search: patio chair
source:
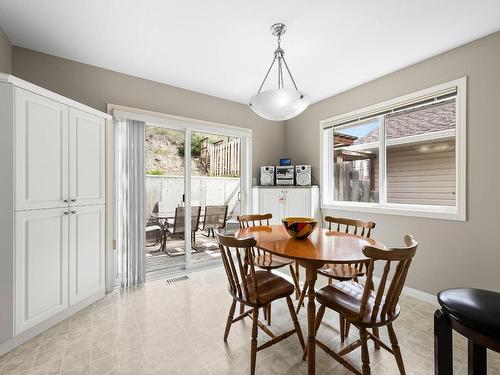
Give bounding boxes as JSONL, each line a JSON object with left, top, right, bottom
{"left": 200, "top": 205, "right": 228, "bottom": 237}
{"left": 145, "top": 202, "right": 163, "bottom": 252}
{"left": 165, "top": 206, "right": 202, "bottom": 254}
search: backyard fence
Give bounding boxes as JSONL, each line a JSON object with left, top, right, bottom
{"left": 201, "top": 138, "right": 240, "bottom": 177}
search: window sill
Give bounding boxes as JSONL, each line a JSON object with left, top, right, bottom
{"left": 321, "top": 202, "right": 465, "bottom": 221}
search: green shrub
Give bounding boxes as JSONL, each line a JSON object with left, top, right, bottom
{"left": 177, "top": 133, "right": 204, "bottom": 157}
{"left": 146, "top": 170, "right": 164, "bottom": 176}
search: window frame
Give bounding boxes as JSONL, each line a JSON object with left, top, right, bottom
{"left": 319, "top": 77, "right": 467, "bottom": 221}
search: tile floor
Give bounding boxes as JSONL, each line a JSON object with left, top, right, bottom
{"left": 1, "top": 267, "right": 499, "bottom": 375}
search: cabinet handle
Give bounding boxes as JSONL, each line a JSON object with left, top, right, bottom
{"left": 71, "top": 210, "right": 77, "bottom": 214}
{"left": 70, "top": 198, "right": 76, "bottom": 202}
{"left": 63, "top": 211, "right": 69, "bottom": 215}
{"left": 63, "top": 199, "right": 68, "bottom": 203}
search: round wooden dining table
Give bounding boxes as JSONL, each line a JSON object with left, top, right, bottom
{"left": 236, "top": 224, "right": 386, "bottom": 375}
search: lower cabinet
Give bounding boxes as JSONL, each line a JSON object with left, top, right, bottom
{"left": 15, "top": 209, "right": 69, "bottom": 334}
{"left": 15, "top": 205, "right": 105, "bottom": 335}
{"left": 252, "top": 186, "right": 319, "bottom": 223}
{"left": 69, "top": 205, "right": 105, "bottom": 306}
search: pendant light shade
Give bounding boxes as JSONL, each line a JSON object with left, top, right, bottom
{"left": 249, "top": 88, "right": 310, "bottom": 121}
{"left": 249, "top": 23, "right": 309, "bottom": 121}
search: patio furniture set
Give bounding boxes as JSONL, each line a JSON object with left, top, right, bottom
{"left": 145, "top": 203, "right": 229, "bottom": 255}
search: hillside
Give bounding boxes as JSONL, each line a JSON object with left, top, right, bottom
{"left": 145, "top": 128, "right": 209, "bottom": 176}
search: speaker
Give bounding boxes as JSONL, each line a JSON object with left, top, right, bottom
{"left": 260, "top": 166, "right": 275, "bottom": 186}
{"left": 296, "top": 165, "right": 311, "bottom": 186}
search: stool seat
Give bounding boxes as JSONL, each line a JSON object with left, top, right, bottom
{"left": 437, "top": 288, "right": 500, "bottom": 339}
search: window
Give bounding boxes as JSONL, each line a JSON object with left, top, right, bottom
{"left": 320, "top": 78, "right": 466, "bottom": 220}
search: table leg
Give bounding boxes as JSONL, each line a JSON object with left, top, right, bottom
{"left": 306, "top": 266, "right": 318, "bottom": 375}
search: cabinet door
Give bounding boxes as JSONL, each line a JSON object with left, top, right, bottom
{"left": 284, "top": 189, "right": 311, "bottom": 218}
{"left": 258, "top": 189, "right": 284, "bottom": 224}
{"left": 69, "top": 205, "right": 105, "bottom": 306}
{"left": 15, "top": 208, "right": 69, "bottom": 334}
{"left": 15, "top": 88, "right": 69, "bottom": 210}
{"left": 69, "top": 108, "right": 106, "bottom": 206}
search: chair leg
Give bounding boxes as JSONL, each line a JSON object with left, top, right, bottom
{"left": 388, "top": 323, "right": 406, "bottom": 375}
{"left": 372, "top": 327, "right": 381, "bottom": 350}
{"left": 468, "top": 339, "right": 487, "bottom": 375}
{"left": 250, "top": 308, "right": 259, "bottom": 375}
{"left": 267, "top": 304, "right": 272, "bottom": 325}
{"left": 345, "top": 321, "right": 351, "bottom": 339}
{"left": 339, "top": 314, "right": 346, "bottom": 343}
{"left": 224, "top": 299, "right": 237, "bottom": 341}
{"left": 359, "top": 328, "right": 371, "bottom": 375}
{"left": 239, "top": 302, "right": 245, "bottom": 315}
{"left": 289, "top": 264, "right": 301, "bottom": 300}
{"left": 315, "top": 305, "right": 326, "bottom": 334}
{"left": 434, "top": 309, "right": 453, "bottom": 375}
{"left": 295, "top": 261, "right": 300, "bottom": 283}
{"left": 286, "top": 296, "right": 305, "bottom": 350}
{"left": 296, "top": 284, "right": 308, "bottom": 314}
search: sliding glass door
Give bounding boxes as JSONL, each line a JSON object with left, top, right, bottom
{"left": 189, "top": 130, "right": 242, "bottom": 269}
{"left": 144, "top": 125, "right": 187, "bottom": 278}
{"left": 142, "top": 119, "right": 250, "bottom": 280}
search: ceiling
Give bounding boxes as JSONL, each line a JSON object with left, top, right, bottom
{"left": 1, "top": 1, "right": 500, "bottom": 105}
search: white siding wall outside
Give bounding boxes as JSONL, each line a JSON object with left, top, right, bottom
{"left": 386, "top": 144, "right": 456, "bottom": 206}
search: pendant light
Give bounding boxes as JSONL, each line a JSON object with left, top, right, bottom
{"left": 249, "top": 23, "right": 310, "bottom": 121}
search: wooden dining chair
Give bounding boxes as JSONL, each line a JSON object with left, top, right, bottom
{"left": 237, "top": 214, "right": 302, "bottom": 324}
{"left": 216, "top": 233, "right": 305, "bottom": 375}
{"left": 297, "top": 216, "right": 376, "bottom": 339}
{"left": 311, "top": 235, "right": 418, "bottom": 375}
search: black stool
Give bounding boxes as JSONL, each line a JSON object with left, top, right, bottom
{"left": 434, "top": 288, "right": 500, "bottom": 374}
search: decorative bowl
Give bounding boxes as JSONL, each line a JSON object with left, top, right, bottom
{"left": 281, "top": 217, "right": 318, "bottom": 239}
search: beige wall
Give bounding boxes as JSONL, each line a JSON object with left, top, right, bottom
{"left": 0, "top": 28, "right": 11, "bottom": 74}
{"left": 286, "top": 31, "right": 500, "bottom": 295}
{"left": 12, "top": 47, "right": 285, "bottom": 180}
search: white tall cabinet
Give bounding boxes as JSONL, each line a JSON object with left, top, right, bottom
{"left": 0, "top": 74, "right": 110, "bottom": 353}
{"left": 252, "top": 186, "right": 320, "bottom": 224}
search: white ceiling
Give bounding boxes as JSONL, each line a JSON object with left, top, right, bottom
{"left": 1, "top": 1, "right": 500, "bottom": 104}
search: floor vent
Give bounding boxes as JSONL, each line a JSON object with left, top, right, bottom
{"left": 165, "top": 275, "right": 189, "bottom": 285}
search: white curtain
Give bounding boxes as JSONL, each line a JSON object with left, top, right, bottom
{"left": 116, "top": 118, "right": 146, "bottom": 288}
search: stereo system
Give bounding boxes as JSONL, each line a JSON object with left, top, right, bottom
{"left": 296, "top": 165, "right": 312, "bottom": 186}
{"left": 260, "top": 164, "right": 311, "bottom": 186}
{"left": 276, "top": 166, "right": 295, "bottom": 186}
{"left": 260, "top": 166, "right": 275, "bottom": 186}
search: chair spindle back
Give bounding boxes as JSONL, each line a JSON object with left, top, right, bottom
{"left": 324, "top": 216, "right": 375, "bottom": 238}
{"left": 216, "top": 232, "right": 259, "bottom": 304}
{"left": 238, "top": 213, "right": 273, "bottom": 229}
{"left": 360, "top": 235, "right": 418, "bottom": 322}
{"left": 237, "top": 214, "right": 273, "bottom": 257}
{"left": 324, "top": 216, "right": 376, "bottom": 273}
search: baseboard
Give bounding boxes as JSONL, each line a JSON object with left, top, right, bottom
{"left": 371, "top": 276, "right": 438, "bottom": 306}
{"left": 0, "top": 289, "right": 105, "bottom": 356}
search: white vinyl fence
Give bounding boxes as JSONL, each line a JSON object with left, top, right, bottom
{"left": 145, "top": 175, "right": 241, "bottom": 218}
